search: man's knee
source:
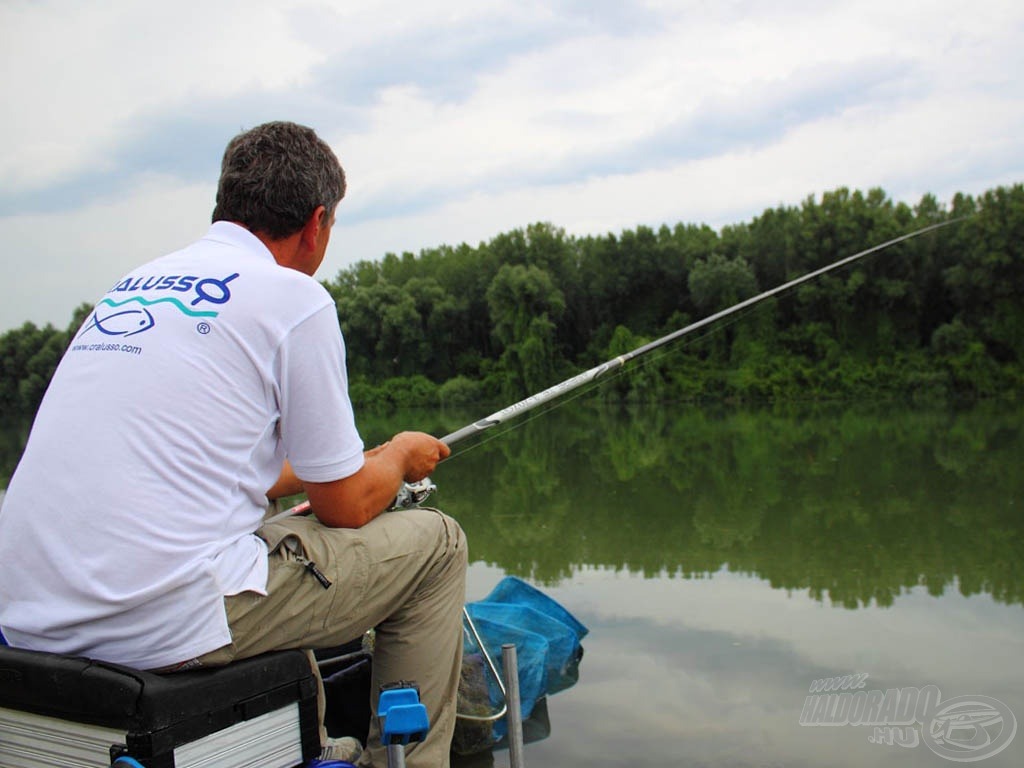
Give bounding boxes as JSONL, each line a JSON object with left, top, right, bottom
{"left": 435, "top": 509, "right": 468, "bottom": 561}
{"left": 396, "top": 507, "right": 466, "bottom": 560}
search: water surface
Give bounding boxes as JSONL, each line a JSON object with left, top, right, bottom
{"left": 394, "top": 401, "right": 1023, "bottom": 767}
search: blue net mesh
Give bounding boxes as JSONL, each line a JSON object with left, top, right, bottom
{"left": 464, "top": 613, "right": 549, "bottom": 722}
{"left": 482, "top": 576, "right": 589, "bottom": 642}
{"left": 467, "top": 602, "right": 579, "bottom": 683}
{"left": 457, "top": 576, "right": 588, "bottom": 749}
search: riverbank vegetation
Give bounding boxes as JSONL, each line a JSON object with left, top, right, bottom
{"left": 1, "top": 184, "right": 1021, "bottom": 423}
{"left": 334, "top": 183, "right": 1022, "bottom": 410}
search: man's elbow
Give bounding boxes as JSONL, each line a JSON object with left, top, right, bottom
{"left": 303, "top": 465, "right": 397, "bottom": 528}
{"left": 305, "top": 485, "right": 383, "bottom": 528}
{"left": 315, "top": 501, "right": 377, "bottom": 529}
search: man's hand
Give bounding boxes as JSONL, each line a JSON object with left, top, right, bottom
{"left": 387, "top": 431, "right": 450, "bottom": 482}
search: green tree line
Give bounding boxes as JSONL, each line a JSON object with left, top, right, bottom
{"left": 0, "top": 304, "right": 91, "bottom": 423}
{"left": 330, "top": 183, "right": 1021, "bottom": 409}
{"left": 1, "top": 184, "right": 1021, "bottom": 425}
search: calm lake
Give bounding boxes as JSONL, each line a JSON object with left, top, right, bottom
{"left": 3, "top": 399, "right": 1022, "bottom": 767}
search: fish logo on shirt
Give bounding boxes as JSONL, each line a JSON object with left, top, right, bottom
{"left": 80, "top": 306, "right": 156, "bottom": 337}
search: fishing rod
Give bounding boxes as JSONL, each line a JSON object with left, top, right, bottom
{"left": 439, "top": 217, "right": 962, "bottom": 448}
{"left": 268, "top": 216, "right": 963, "bottom": 520}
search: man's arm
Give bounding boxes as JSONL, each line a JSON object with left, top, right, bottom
{"left": 265, "top": 440, "right": 421, "bottom": 502}
{"left": 293, "top": 432, "right": 450, "bottom": 528}
{"left": 267, "top": 460, "right": 303, "bottom": 501}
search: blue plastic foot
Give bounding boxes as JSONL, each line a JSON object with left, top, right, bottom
{"left": 378, "top": 683, "right": 430, "bottom": 746}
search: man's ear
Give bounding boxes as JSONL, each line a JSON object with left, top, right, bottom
{"left": 301, "top": 205, "right": 328, "bottom": 250}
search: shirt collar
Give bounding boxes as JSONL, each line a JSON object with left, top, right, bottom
{"left": 203, "top": 221, "right": 276, "bottom": 262}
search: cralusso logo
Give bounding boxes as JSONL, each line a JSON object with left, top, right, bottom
{"left": 77, "top": 272, "right": 239, "bottom": 340}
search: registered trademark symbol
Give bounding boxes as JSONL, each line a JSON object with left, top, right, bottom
{"left": 196, "top": 322, "right": 211, "bottom": 335}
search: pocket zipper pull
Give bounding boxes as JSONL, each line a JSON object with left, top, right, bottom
{"left": 302, "top": 559, "right": 332, "bottom": 589}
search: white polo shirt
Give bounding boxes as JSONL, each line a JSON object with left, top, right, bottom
{"left": 0, "top": 222, "right": 365, "bottom": 669}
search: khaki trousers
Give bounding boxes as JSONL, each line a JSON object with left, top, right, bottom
{"left": 196, "top": 507, "right": 468, "bottom": 768}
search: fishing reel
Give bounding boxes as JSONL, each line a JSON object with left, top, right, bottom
{"left": 391, "top": 477, "right": 437, "bottom": 509}
{"left": 264, "top": 477, "right": 437, "bottom": 526}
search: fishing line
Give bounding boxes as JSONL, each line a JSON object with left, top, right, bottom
{"left": 447, "top": 302, "right": 792, "bottom": 462}
{"left": 441, "top": 295, "right": 769, "bottom": 463}
{"left": 437, "top": 217, "right": 966, "bottom": 454}
{"left": 449, "top": 249, "right": 870, "bottom": 459}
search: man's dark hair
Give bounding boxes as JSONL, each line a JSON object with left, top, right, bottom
{"left": 212, "top": 121, "right": 346, "bottom": 239}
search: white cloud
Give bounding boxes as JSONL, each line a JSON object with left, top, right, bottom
{"left": 0, "top": 176, "right": 211, "bottom": 331}
{"left": 2, "top": 0, "right": 1023, "bottom": 330}
{"left": 0, "top": 0, "right": 322, "bottom": 189}
{"left": 326, "top": 85, "right": 1023, "bottom": 278}
{"left": 333, "top": 0, "right": 1023, "bottom": 215}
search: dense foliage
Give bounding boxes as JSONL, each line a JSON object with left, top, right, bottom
{"left": 1, "top": 184, "right": 1020, "bottom": 426}
{"left": 0, "top": 303, "right": 91, "bottom": 421}
{"left": 329, "top": 184, "right": 1022, "bottom": 409}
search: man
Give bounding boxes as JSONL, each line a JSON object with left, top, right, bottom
{"left": 0, "top": 121, "right": 467, "bottom": 767}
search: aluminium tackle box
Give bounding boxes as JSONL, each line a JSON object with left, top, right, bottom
{"left": 0, "top": 645, "right": 320, "bottom": 768}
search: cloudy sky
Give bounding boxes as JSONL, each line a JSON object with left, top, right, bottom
{"left": 1, "top": 0, "right": 1021, "bottom": 332}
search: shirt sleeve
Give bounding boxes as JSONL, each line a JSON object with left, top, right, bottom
{"left": 276, "top": 302, "right": 365, "bottom": 482}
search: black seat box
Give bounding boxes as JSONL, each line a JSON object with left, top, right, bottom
{"left": 0, "top": 645, "right": 320, "bottom": 768}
